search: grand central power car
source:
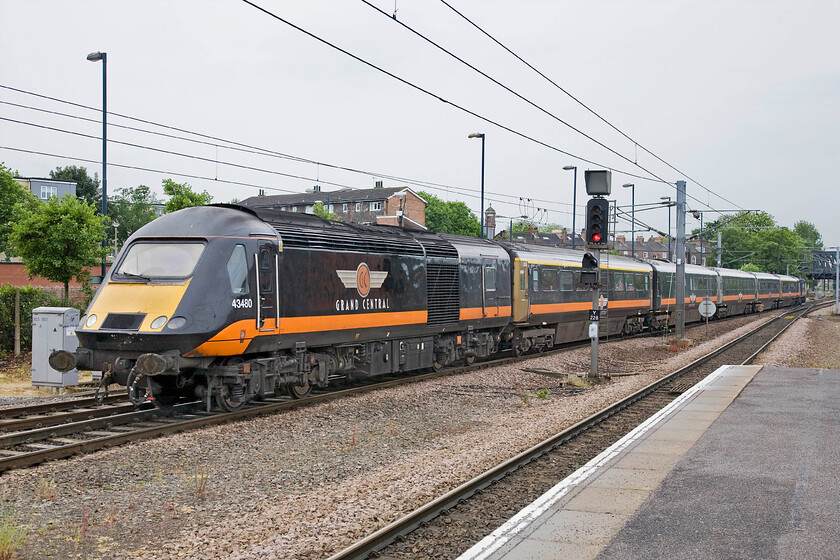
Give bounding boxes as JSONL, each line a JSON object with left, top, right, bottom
{"left": 50, "top": 205, "right": 805, "bottom": 411}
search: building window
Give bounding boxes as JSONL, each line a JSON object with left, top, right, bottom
{"left": 643, "top": 252, "right": 648, "bottom": 258}
{"left": 342, "top": 203, "right": 348, "bottom": 212}
{"left": 40, "top": 185, "right": 57, "bottom": 199}
{"left": 370, "top": 201, "right": 382, "bottom": 211}
{"left": 291, "top": 207, "right": 298, "bottom": 212}
{"left": 691, "top": 256, "right": 696, "bottom": 264}
{"left": 355, "top": 203, "right": 361, "bottom": 212}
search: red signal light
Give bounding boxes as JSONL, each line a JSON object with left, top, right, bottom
{"left": 592, "top": 233, "right": 601, "bottom": 242}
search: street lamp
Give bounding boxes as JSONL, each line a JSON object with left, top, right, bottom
{"left": 87, "top": 50, "right": 107, "bottom": 278}
{"left": 113, "top": 221, "right": 119, "bottom": 257}
{"left": 660, "top": 196, "right": 672, "bottom": 261}
{"left": 622, "top": 183, "right": 635, "bottom": 256}
{"left": 563, "top": 165, "right": 577, "bottom": 249}
{"left": 468, "top": 133, "right": 485, "bottom": 238}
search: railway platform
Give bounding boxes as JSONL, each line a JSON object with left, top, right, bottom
{"left": 456, "top": 364, "right": 840, "bottom": 560}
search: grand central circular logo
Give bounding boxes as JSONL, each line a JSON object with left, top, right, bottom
{"left": 356, "top": 262, "right": 371, "bottom": 298}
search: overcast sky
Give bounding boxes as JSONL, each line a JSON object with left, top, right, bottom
{"left": 1, "top": 0, "right": 838, "bottom": 247}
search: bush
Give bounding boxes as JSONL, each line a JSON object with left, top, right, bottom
{"left": 0, "top": 285, "right": 62, "bottom": 354}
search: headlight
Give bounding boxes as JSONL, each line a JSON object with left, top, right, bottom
{"left": 150, "top": 316, "right": 168, "bottom": 329}
{"left": 85, "top": 314, "right": 98, "bottom": 328}
{"left": 166, "top": 316, "right": 187, "bottom": 330}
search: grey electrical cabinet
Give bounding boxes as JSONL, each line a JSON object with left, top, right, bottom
{"left": 31, "top": 307, "right": 80, "bottom": 387}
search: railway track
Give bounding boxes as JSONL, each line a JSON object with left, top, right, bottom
{"left": 327, "top": 301, "right": 830, "bottom": 560}
{"left": 0, "top": 303, "right": 815, "bottom": 475}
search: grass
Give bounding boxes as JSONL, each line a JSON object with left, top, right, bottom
{"left": 189, "top": 467, "right": 209, "bottom": 498}
{"left": 0, "top": 510, "right": 27, "bottom": 560}
{"left": 35, "top": 477, "right": 57, "bottom": 501}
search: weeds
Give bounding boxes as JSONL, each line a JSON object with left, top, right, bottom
{"left": 189, "top": 467, "right": 209, "bottom": 498}
{"left": 0, "top": 509, "right": 27, "bottom": 560}
{"left": 34, "top": 477, "right": 57, "bottom": 500}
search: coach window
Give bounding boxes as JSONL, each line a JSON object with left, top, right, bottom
{"left": 560, "top": 270, "right": 574, "bottom": 291}
{"left": 613, "top": 272, "right": 625, "bottom": 292}
{"left": 543, "top": 268, "right": 559, "bottom": 291}
{"left": 635, "top": 274, "right": 647, "bottom": 294}
{"left": 519, "top": 269, "right": 525, "bottom": 291}
{"left": 625, "top": 274, "right": 635, "bottom": 292}
{"left": 532, "top": 268, "right": 539, "bottom": 292}
{"left": 484, "top": 265, "right": 496, "bottom": 291}
{"left": 227, "top": 244, "right": 249, "bottom": 294}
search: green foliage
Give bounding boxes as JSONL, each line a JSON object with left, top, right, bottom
{"left": 793, "top": 221, "right": 823, "bottom": 250}
{"left": 109, "top": 185, "right": 160, "bottom": 247}
{"left": 739, "top": 263, "right": 761, "bottom": 272}
{"left": 312, "top": 201, "right": 340, "bottom": 221}
{"left": 162, "top": 179, "right": 213, "bottom": 213}
{"left": 704, "top": 211, "right": 808, "bottom": 274}
{"left": 0, "top": 285, "right": 60, "bottom": 354}
{"left": 418, "top": 191, "right": 480, "bottom": 237}
{"left": 8, "top": 195, "right": 107, "bottom": 304}
{"left": 0, "top": 163, "right": 38, "bottom": 258}
{"left": 49, "top": 165, "right": 100, "bottom": 208}
{"left": 511, "top": 220, "right": 537, "bottom": 234}
{"left": 0, "top": 508, "right": 27, "bottom": 560}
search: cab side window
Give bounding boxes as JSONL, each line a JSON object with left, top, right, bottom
{"left": 227, "top": 244, "right": 249, "bottom": 294}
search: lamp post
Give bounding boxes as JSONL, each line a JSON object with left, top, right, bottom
{"left": 87, "top": 50, "right": 107, "bottom": 279}
{"left": 113, "top": 221, "right": 119, "bottom": 257}
{"left": 468, "top": 133, "right": 485, "bottom": 238}
{"left": 660, "top": 196, "right": 672, "bottom": 261}
{"left": 563, "top": 165, "right": 577, "bottom": 249}
{"left": 623, "top": 183, "right": 635, "bottom": 256}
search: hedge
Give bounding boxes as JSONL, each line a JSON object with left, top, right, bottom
{"left": 0, "top": 285, "right": 63, "bottom": 355}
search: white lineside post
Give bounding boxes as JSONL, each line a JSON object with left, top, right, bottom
{"left": 717, "top": 231, "right": 722, "bottom": 267}
{"left": 675, "top": 180, "right": 687, "bottom": 339}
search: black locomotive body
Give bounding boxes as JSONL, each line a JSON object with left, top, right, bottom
{"left": 49, "top": 204, "right": 806, "bottom": 411}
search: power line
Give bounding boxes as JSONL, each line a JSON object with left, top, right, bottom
{"left": 238, "top": 0, "right": 664, "bottom": 185}
{"left": 0, "top": 85, "right": 577, "bottom": 214}
{"left": 0, "top": 145, "right": 298, "bottom": 195}
{"left": 360, "top": 0, "right": 671, "bottom": 186}
{"left": 438, "top": 0, "right": 747, "bottom": 213}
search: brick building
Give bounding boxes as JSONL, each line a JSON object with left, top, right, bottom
{"left": 240, "top": 185, "right": 427, "bottom": 230}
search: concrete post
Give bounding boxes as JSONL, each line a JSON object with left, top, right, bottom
{"left": 675, "top": 180, "right": 686, "bottom": 339}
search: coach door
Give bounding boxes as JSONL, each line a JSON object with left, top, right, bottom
{"left": 255, "top": 243, "right": 280, "bottom": 332}
{"left": 512, "top": 259, "right": 530, "bottom": 322}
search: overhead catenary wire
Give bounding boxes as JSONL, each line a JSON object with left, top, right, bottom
{"left": 360, "top": 0, "right": 672, "bottom": 186}
{"left": 437, "top": 0, "right": 747, "bottom": 213}
{"left": 237, "top": 0, "right": 664, "bottom": 185}
{"left": 0, "top": 86, "right": 579, "bottom": 214}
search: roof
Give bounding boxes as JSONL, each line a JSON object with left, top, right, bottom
{"left": 239, "top": 186, "right": 426, "bottom": 208}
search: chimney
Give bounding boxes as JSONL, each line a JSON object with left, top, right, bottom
{"left": 374, "top": 180, "right": 383, "bottom": 188}
{"left": 636, "top": 235, "right": 644, "bottom": 243}
{"left": 617, "top": 235, "right": 626, "bottom": 243}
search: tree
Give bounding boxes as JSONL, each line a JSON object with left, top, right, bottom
{"left": 8, "top": 194, "right": 107, "bottom": 303}
{"left": 418, "top": 192, "right": 480, "bottom": 237}
{"left": 312, "top": 202, "right": 340, "bottom": 221}
{"left": 793, "top": 221, "right": 823, "bottom": 250}
{"left": 162, "top": 179, "right": 213, "bottom": 213}
{"left": 109, "top": 185, "right": 160, "bottom": 248}
{"left": 0, "top": 163, "right": 38, "bottom": 257}
{"left": 49, "top": 165, "right": 100, "bottom": 208}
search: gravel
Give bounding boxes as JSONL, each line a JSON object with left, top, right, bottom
{"left": 5, "top": 310, "right": 833, "bottom": 560}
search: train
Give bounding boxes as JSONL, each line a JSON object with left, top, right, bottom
{"left": 49, "top": 204, "right": 806, "bottom": 411}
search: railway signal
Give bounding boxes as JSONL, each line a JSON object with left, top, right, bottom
{"left": 585, "top": 198, "right": 610, "bottom": 248}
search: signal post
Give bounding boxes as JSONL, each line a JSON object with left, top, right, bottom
{"left": 582, "top": 170, "right": 612, "bottom": 378}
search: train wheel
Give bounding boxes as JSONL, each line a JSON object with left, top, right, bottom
{"left": 215, "top": 384, "right": 246, "bottom": 412}
{"left": 513, "top": 345, "right": 523, "bottom": 357}
{"left": 464, "top": 354, "right": 476, "bottom": 366}
{"left": 432, "top": 360, "right": 444, "bottom": 372}
{"left": 287, "top": 381, "right": 312, "bottom": 399}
